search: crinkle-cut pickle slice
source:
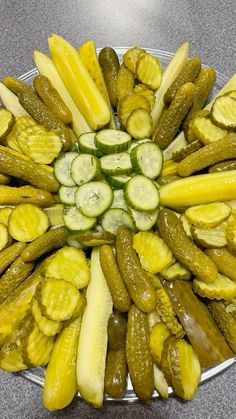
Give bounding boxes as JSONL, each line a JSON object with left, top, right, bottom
{"left": 193, "top": 273, "right": 236, "bottom": 300}
{"left": 185, "top": 202, "right": 231, "bottom": 228}
{"left": 8, "top": 203, "right": 49, "bottom": 242}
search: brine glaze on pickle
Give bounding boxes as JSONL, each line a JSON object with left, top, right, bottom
{"left": 116, "top": 227, "right": 156, "bottom": 313}
{"left": 107, "top": 311, "right": 127, "bottom": 351}
{"left": 99, "top": 47, "right": 120, "bottom": 107}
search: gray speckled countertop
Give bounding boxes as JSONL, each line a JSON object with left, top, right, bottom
{"left": 0, "top": 0, "right": 236, "bottom": 418}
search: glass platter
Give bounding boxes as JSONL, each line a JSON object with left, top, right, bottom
{"left": 14, "top": 47, "right": 235, "bottom": 403}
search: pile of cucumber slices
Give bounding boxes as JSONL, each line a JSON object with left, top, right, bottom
{"left": 54, "top": 129, "right": 163, "bottom": 234}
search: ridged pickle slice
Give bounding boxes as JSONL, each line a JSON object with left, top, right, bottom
{"left": 0, "top": 109, "right": 15, "bottom": 139}
{"left": 211, "top": 95, "right": 236, "bottom": 130}
{"left": 191, "top": 116, "right": 227, "bottom": 144}
{"left": 31, "top": 298, "right": 62, "bottom": 337}
{"left": 155, "top": 286, "right": 185, "bottom": 338}
{"left": 126, "top": 108, "right": 153, "bottom": 140}
{"left": 0, "top": 344, "right": 27, "bottom": 372}
{"left": 150, "top": 322, "right": 171, "bottom": 366}
{"left": 136, "top": 53, "right": 162, "bottom": 90}
{"left": 134, "top": 85, "right": 155, "bottom": 110}
{"left": 192, "top": 226, "right": 227, "bottom": 248}
{"left": 9, "top": 203, "right": 49, "bottom": 242}
{"left": 27, "top": 131, "right": 62, "bottom": 164}
{"left": 16, "top": 125, "right": 45, "bottom": 156}
{"left": 22, "top": 321, "right": 54, "bottom": 367}
{"left": 117, "top": 93, "right": 150, "bottom": 127}
{"left": 123, "top": 47, "right": 146, "bottom": 73}
{"left": 185, "top": 202, "right": 231, "bottom": 228}
{"left": 161, "top": 262, "right": 191, "bottom": 281}
{"left": 5, "top": 115, "right": 36, "bottom": 151}
{"left": 193, "top": 273, "right": 236, "bottom": 300}
{"left": 116, "top": 64, "right": 135, "bottom": 102}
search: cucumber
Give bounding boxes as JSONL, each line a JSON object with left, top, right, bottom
{"left": 128, "top": 138, "right": 151, "bottom": 153}
{"left": 124, "top": 175, "right": 159, "bottom": 211}
{"left": 130, "top": 142, "right": 163, "bottom": 179}
{"left": 101, "top": 208, "right": 135, "bottom": 234}
{"left": 100, "top": 152, "right": 133, "bottom": 175}
{"left": 95, "top": 129, "right": 131, "bottom": 154}
{"left": 130, "top": 207, "right": 159, "bottom": 231}
{"left": 76, "top": 247, "right": 113, "bottom": 408}
{"left": 107, "top": 174, "right": 131, "bottom": 189}
{"left": 54, "top": 152, "right": 77, "bottom": 186}
{"left": 110, "top": 189, "right": 128, "bottom": 211}
{"left": 78, "top": 132, "right": 98, "bottom": 156}
{"left": 71, "top": 154, "right": 100, "bottom": 185}
{"left": 75, "top": 181, "right": 113, "bottom": 217}
{"left": 63, "top": 205, "right": 96, "bottom": 231}
{"left": 59, "top": 186, "right": 76, "bottom": 205}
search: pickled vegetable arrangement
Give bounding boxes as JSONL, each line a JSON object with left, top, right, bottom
{"left": 0, "top": 34, "right": 236, "bottom": 412}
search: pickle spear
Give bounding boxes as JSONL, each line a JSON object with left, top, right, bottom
{"left": 116, "top": 227, "right": 156, "bottom": 313}
{"left": 157, "top": 209, "right": 218, "bottom": 283}
{"left": 163, "top": 280, "right": 233, "bottom": 367}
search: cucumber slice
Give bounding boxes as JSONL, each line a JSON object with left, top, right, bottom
{"left": 124, "top": 175, "right": 159, "bottom": 211}
{"left": 78, "top": 132, "right": 98, "bottom": 155}
{"left": 63, "top": 205, "right": 96, "bottom": 231}
{"left": 75, "top": 181, "right": 113, "bottom": 217}
{"left": 101, "top": 208, "right": 135, "bottom": 234}
{"left": 107, "top": 174, "right": 131, "bottom": 189}
{"left": 95, "top": 129, "right": 131, "bottom": 154}
{"left": 100, "top": 152, "right": 132, "bottom": 175}
{"left": 131, "top": 142, "right": 163, "bottom": 179}
{"left": 128, "top": 138, "right": 151, "bottom": 153}
{"left": 130, "top": 207, "right": 159, "bottom": 231}
{"left": 54, "top": 152, "right": 77, "bottom": 186}
{"left": 71, "top": 154, "right": 100, "bottom": 185}
{"left": 110, "top": 189, "right": 128, "bottom": 211}
{"left": 59, "top": 186, "right": 76, "bottom": 205}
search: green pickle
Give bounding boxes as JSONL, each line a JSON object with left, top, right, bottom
{"left": 205, "top": 248, "right": 236, "bottom": 281}
{"left": 75, "top": 231, "right": 115, "bottom": 247}
{"left": 0, "top": 257, "right": 34, "bottom": 304}
{"left": 172, "top": 140, "right": 202, "bottom": 162}
{"left": 157, "top": 209, "right": 218, "bottom": 283}
{"left": 164, "top": 57, "right": 201, "bottom": 105}
{"left": 154, "top": 82, "right": 195, "bottom": 150}
{"left": 99, "top": 47, "right": 120, "bottom": 107}
{"left": 116, "top": 64, "right": 135, "bottom": 102}
{"left": 209, "top": 159, "right": 236, "bottom": 173}
{"left": 126, "top": 305, "right": 154, "bottom": 400}
{"left": 33, "top": 75, "right": 72, "bottom": 124}
{"left": 116, "top": 226, "right": 156, "bottom": 313}
{"left": 0, "top": 242, "right": 26, "bottom": 275}
{"left": 207, "top": 300, "right": 236, "bottom": 353}
{"left": 3, "top": 76, "right": 34, "bottom": 95}
{"left": 107, "top": 311, "right": 127, "bottom": 351}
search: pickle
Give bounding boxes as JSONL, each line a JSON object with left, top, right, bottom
{"left": 43, "top": 317, "right": 81, "bottom": 410}
{"left": 21, "top": 226, "right": 68, "bottom": 262}
{"left": 136, "top": 53, "right": 162, "bottom": 90}
{"left": 172, "top": 140, "right": 202, "bottom": 162}
{"left": 123, "top": 47, "right": 145, "bottom": 74}
{"left": 157, "top": 209, "right": 218, "bottom": 283}
{"left": 161, "top": 262, "right": 191, "bottom": 281}
{"left": 0, "top": 173, "right": 11, "bottom": 184}
{"left": 150, "top": 322, "right": 171, "bottom": 366}
{"left": 134, "top": 85, "right": 155, "bottom": 110}
{"left": 160, "top": 335, "right": 176, "bottom": 384}
{"left": 0, "top": 256, "right": 34, "bottom": 304}
{"left": 184, "top": 109, "right": 210, "bottom": 143}
{"left": 0, "top": 185, "right": 55, "bottom": 207}
{"left": 0, "top": 149, "right": 59, "bottom": 192}
{"left": 178, "top": 134, "right": 236, "bottom": 177}
{"left": 158, "top": 175, "right": 181, "bottom": 185}
{"left": 0, "top": 109, "right": 15, "bottom": 139}
{"left": 205, "top": 248, "right": 236, "bottom": 282}
{"left": 0, "top": 223, "right": 11, "bottom": 251}
{"left": 160, "top": 159, "right": 179, "bottom": 178}
{"left": 185, "top": 202, "right": 231, "bottom": 228}
{"left": 133, "top": 231, "right": 172, "bottom": 274}
{"left": 117, "top": 93, "right": 150, "bottom": 127}
{"left": 116, "top": 64, "right": 135, "bottom": 102}
{"left": 211, "top": 95, "right": 236, "bottom": 130}
{"left": 126, "top": 108, "right": 153, "bottom": 139}
{"left": 209, "top": 159, "right": 236, "bottom": 173}
{"left": 163, "top": 280, "right": 233, "bottom": 367}
{"left": 107, "top": 311, "right": 127, "bottom": 351}
{"left": 155, "top": 285, "right": 185, "bottom": 337}
{"left": 180, "top": 213, "right": 192, "bottom": 237}
{"left": 0, "top": 344, "right": 27, "bottom": 372}
{"left": 191, "top": 116, "right": 227, "bottom": 144}
{"left": 26, "top": 131, "right": 62, "bottom": 165}
{"left": 33, "top": 75, "right": 72, "bottom": 124}
{"left": 126, "top": 305, "right": 154, "bottom": 400}
{"left": 169, "top": 338, "right": 201, "bottom": 400}
{"left": 9, "top": 203, "right": 49, "bottom": 243}
{"left": 98, "top": 47, "right": 120, "bottom": 107}
{"left": 44, "top": 204, "right": 64, "bottom": 226}
{"left": 18, "top": 90, "right": 71, "bottom": 150}
{"left": 75, "top": 230, "right": 114, "bottom": 247}
{"left": 193, "top": 273, "right": 236, "bottom": 300}
{"left": 116, "top": 227, "right": 156, "bottom": 313}
{"left": 104, "top": 349, "right": 127, "bottom": 398}
{"left": 22, "top": 321, "right": 54, "bottom": 367}
{"left": 100, "top": 245, "right": 131, "bottom": 312}
{"left": 0, "top": 242, "right": 26, "bottom": 275}
{"left": 2, "top": 76, "right": 33, "bottom": 95}
{"left": 154, "top": 82, "right": 195, "bottom": 150}
{"left": 192, "top": 225, "right": 227, "bottom": 248}
{"left": 226, "top": 215, "right": 236, "bottom": 254}
{"left": 16, "top": 124, "right": 45, "bottom": 156}
{"left": 184, "top": 67, "right": 216, "bottom": 129}
{"left": 164, "top": 57, "right": 201, "bottom": 105}
{"left": 31, "top": 298, "right": 62, "bottom": 337}
{"left": 207, "top": 300, "right": 236, "bottom": 353}
{"left": 6, "top": 115, "right": 36, "bottom": 151}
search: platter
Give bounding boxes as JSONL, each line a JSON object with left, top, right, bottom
{"left": 13, "top": 47, "right": 234, "bottom": 403}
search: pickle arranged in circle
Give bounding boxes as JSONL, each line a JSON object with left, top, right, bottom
{"left": 116, "top": 226, "right": 156, "bottom": 313}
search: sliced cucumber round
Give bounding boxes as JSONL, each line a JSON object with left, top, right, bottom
{"left": 124, "top": 175, "right": 159, "bottom": 211}
{"left": 101, "top": 208, "right": 135, "bottom": 234}
{"left": 63, "top": 205, "right": 96, "bottom": 231}
{"left": 71, "top": 154, "right": 100, "bottom": 186}
{"left": 126, "top": 107, "right": 153, "bottom": 140}
{"left": 131, "top": 142, "right": 163, "bottom": 179}
{"left": 128, "top": 138, "right": 151, "bottom": 153}
{"left": 78, "top": 132, "right": 98, "bottom": 156}
{"left": 130, "top": 207, "right": 159, "bottom": 231}
{"left": 59, "top": 186, "right": 77, "bottom": 205}
{"left": 95, "top": 129, "right": 131, "bottom": 154}
{"left": 75, "top": 181, "right": 113, "bottom": 217}
{"left": 54, "top": 152, "right": 77, "bottom": 186}
{"left": 100, "top": 152, "right": 132, "bottom": 175}
{"left": 107, "top": 174, "right": 131, "bottom": 189}
{"left": 110, "top": 189, "right": 128, "bottom": 211}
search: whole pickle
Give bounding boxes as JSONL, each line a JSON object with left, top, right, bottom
{"left": 209, "top": 159, "right": 236, "bottom": 173}
{"left": 107, "top": 311, "right": 127, "bottom": 351}
{"left": 99, "top": 47, "right": 120, "bottom": 107}
{"left": 205, "top": 248, "right": 236, "bottom": 281}
{"left": 104, "top": 349, "right": 127, "bottom": 398}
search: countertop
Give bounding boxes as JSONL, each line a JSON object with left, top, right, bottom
{"left": 0, "top": 0, "right": 236, "bottom": 418}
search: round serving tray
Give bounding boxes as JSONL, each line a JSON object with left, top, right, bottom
{"left": 15, "top": 47, "right": 234, "bottom": 403}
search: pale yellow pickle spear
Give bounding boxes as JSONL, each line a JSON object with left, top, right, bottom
{"left": 48, "top": 34, "right": 111, "bottom": 130}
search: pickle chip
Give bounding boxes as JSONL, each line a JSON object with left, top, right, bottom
{"left": 211, "top": 95, "right": 236, "bottom": 130}
{"left": 193, "top": 273, "right": 236, "bottom": 300}
{"left": 9, "top": 203, "right": 49, "bottom": 242}
{"left": 123, "top": 47, "right": 146, "bottom": 74}
{"left": 136, "top": 53, "right": 162, "bottom": 90}
{"left": 0, "top": 109, "right": 15, "bottom": 140}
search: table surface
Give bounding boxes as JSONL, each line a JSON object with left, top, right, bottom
{"left": 0, "top": 0, "right": 236, "bottom": 418}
